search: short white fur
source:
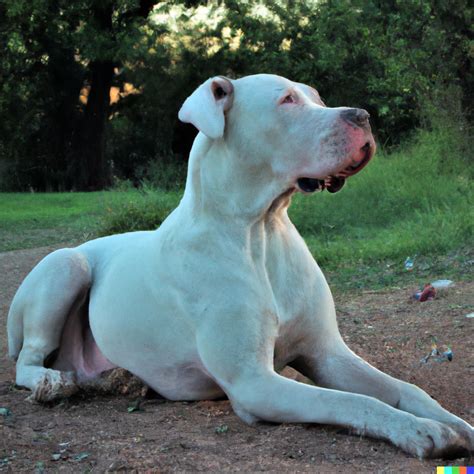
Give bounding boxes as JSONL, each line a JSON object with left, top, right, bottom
{"left": 7, "top": 73, "right": 473, "bottom": 459}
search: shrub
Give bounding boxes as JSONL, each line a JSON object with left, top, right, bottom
{"left": 99, "top": 189, "right": 180, "bottom": 236}
{"left": 139, "top": 158, "right": 188, "bottom": 191}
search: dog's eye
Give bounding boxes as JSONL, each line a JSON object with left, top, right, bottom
{"left": 282, "top": 94, "right": 296, "bottom": 104}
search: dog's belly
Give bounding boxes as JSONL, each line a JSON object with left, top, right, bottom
{"left": 138, "top": 365, "right": 225, "bottom": 401}
{"left": 86, "top": 248, "right": 226, "bottom": 400}
{"left": 89, "top": 295, "right": 225, "bottom": 400}
{"left": 89, "top": 298, "right": 222, "bottom": 400}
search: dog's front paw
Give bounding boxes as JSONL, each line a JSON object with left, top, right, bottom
{"left": 444, "top": 418, "right": 474, "bottom": 454}
{"left": 397, "top": 418, "right": 470, "bottom": 459}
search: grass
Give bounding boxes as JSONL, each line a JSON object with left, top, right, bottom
{"left": 0, "top": 191, "right": 137, "bottom": 251}
{"left": 0, "top": 189, "right": 182, "bottom": 251}
{"left": 98, "top": 188, "right": 181, "bottom": 236}
{"left": 0, "top": 127, "right": 472, "bottom": 290}
{"left": 288, "top": 128, "right": 473, "bottom": 288}
{"left": 291, "top": 130, "right": 472, "bottom": 248}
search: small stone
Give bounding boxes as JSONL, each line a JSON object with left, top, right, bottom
{"left": 74, "top": 452, "right": 90, "bottom": 461}
{"left": 108, "top": 460, "right": 127, "bottom": 471}
{"left": 0, "top": 408, "right": 11, "bottom": 417}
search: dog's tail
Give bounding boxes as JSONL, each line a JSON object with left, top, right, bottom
{"left": 7, "top": 296, "right": 24, "bottom": 360}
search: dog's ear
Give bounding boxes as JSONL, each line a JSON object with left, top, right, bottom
{"left": 178, "top": 76, "right": 234, "bottom": 139}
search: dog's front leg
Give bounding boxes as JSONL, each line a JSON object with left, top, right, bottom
{"left": 292, "top": 335, "right": 474, "bottom": 453}
{"left": 196, "top": 310, "right": 470, "bottom": 459}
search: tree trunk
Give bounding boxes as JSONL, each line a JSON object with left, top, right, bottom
{"left": 77, "top": 59, "right": 115, "bottom": 190}
{"left": 75, "top": 2, "right": 114, "bottom": 191}
{"left": 75, "top": 0, "right": 156, "bottom": 190}
{"left": 47, "top": 46, "right": 84, "bottom": 191}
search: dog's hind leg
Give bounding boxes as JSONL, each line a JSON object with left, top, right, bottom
{"left": 7, "top": 248, "right": 92, "bottom": 402}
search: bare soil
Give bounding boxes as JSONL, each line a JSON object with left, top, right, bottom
{"left": 1, "top": 245, "right": 473, "bottom": 472}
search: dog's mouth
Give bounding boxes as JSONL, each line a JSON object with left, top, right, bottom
{"left": 296, "top": 142, "right": 373, "bottom": 194}
{"left": 297, "top": 176, "right": 344, "bottom": 194}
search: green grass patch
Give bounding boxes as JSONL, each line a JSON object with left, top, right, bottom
{"left": 98, "top": 189, "right": 181, "bottom": 236}
{"left": 1, "top": 127, "right": 472, "bottom": 290}
{"left": 0, "top": 191, "right": 132, "bottom": 251}
{"left": 0, "top": 189, "right": 181, "bottom": 251}
{"left": 288, "top": 128, "right": 473, "bottom": 288}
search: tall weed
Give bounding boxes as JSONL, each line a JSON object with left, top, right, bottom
{"left": 99, "top": 188, "right": 181, "bottom": 236}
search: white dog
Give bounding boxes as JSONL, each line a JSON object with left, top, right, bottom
{"left": 7, "top": 74, "right": 473, "bottom": 458}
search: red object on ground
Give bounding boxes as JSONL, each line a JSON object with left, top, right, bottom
{"left": 418, "top": 284, "right": 436, "bottom": 302}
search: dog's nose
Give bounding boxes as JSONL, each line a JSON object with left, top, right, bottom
{"left": 341, "top": 108, "right": 370, "bottom": 128}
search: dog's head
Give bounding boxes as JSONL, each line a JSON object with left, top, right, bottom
{"left": 179, "top": 74, "right": 375, "bottom": 196}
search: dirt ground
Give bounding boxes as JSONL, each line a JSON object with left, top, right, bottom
{"left": 0, "top": 245, "right": 473, "bottom": 472}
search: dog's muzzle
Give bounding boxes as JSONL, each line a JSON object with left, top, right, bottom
{"left": 297, "top": 141, "right": 374, "bottom": 194}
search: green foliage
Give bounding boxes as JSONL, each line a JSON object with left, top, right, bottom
{"left": 0, "top": 0, "right": 169, "bottom": 190}
{"left": 290, "top": 126, "right": 473, "bottom": 270}
{"left": 138, "top": 158, "right": 188, "bottom": 190}
{"left": 0, "top": 0, "right": 472, "bottom": 190}
{"left": 217, "top": 0, "right": 473, "bottom": 141}
{"left": 99, "top": 188, "right": 180, "bottom": 235}
{"left": 1, "top": 126, "right": 472, "bottom": 289}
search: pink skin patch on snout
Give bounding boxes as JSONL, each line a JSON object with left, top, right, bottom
{"left": 339, "top": 121, "right": 376, "bottom": 174}
{"left": 295, "top": 119, "right": 376, "bottom": 194}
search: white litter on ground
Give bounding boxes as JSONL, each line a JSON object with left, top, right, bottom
{"left": 431, "top": 279, "right": 454, "bottom": 289}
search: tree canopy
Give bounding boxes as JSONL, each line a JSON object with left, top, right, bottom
{"left": 0, "top": 0, "right": 472, "bottom": 190}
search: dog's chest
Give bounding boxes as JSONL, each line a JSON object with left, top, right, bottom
{"left": 264, "top": 230, "right": 326, "bottom": 368}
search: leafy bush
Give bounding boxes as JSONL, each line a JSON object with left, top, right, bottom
{"left": 99, "top": 188, "right": 181, "bottom": 236}
{"left": 138, "top": 158, "right": 188, "bottom": 191}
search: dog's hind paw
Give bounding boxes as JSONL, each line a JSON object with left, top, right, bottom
{"left": 27, "top": 370, "right": 78, "bottom": 403}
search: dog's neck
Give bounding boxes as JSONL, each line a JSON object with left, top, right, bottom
{"left": 180, "top": 133, "right": 292, "bottom": 226}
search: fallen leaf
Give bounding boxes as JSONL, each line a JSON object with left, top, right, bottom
{"left": 127, "top": 399, "right": 143, "bottom": 413}
{"left": 215, "top": 424, "right": 229, "bottom": 434}
{"left": 74, "top": 452, "right": 90, "bottom": 461}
